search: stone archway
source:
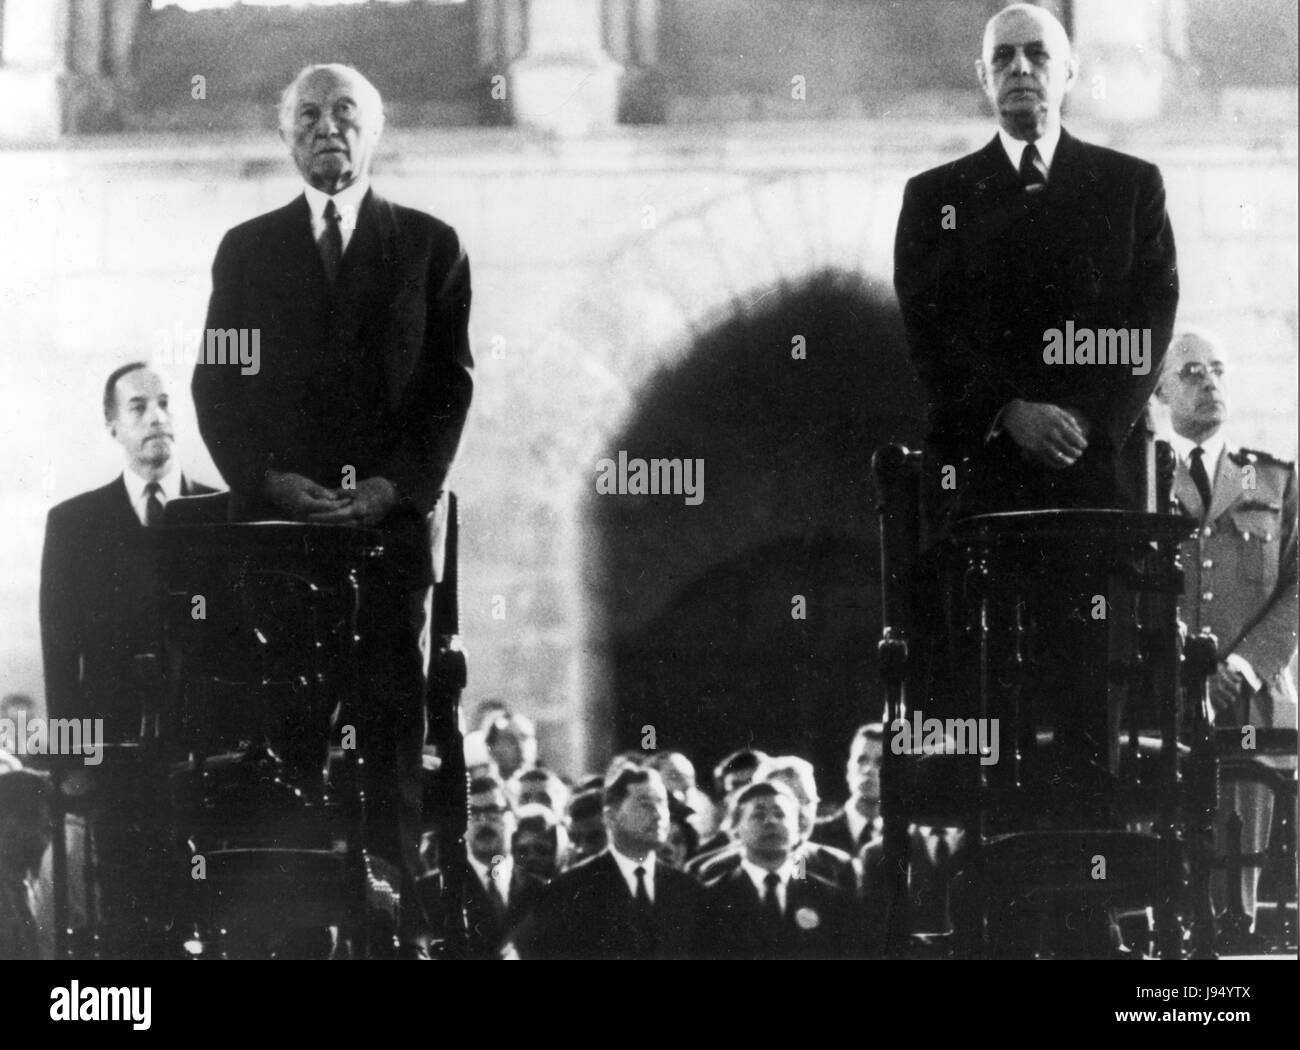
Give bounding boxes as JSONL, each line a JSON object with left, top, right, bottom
{"left": 578, "top": 268, "right": 925, "bottom": 782}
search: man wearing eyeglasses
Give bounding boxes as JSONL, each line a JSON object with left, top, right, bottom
{"left": 1156, "top": 328, "right": 1298, "bottom": 938}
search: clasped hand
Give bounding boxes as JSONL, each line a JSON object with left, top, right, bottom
{"left": 264, "top": 470, "right": 397, "bottom": 527}
{"left": 1001, "top": 399, "right": 1091, "bottom": 469}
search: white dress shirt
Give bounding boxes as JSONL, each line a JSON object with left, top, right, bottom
{"left": 998, "top": 122, "right": 1061, "bottom": 180}
{"left": 1169, "top": 430, "right": 1227, "bottom": 497}
{"left": 608, "top": 845, "right": 656, "bottom": 903}
{"left": 740, "top": 856, "right": 796, "bottom": 914}
{"left": 122, "top": 467, "right": 181, "bottom": 526}
{"left": 304, "top": 177, "right": 370, "bottom": 256}
{"left": 467, "top": 852, "right": 512, "bottom": 907}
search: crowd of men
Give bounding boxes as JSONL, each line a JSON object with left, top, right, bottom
{"left": 439, "top": 706, "right": 898, "bottom": 959}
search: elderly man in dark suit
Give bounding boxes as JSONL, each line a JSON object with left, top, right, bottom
{"left": 191, "top": 63, "right": 473, "bottom": 953}
{"left": 516, "top": 766, "right": 706, "bottom": 959}
{"left": 41, "top": 363, "right": 217, "bottom": 743}
{"left": 702, "top": 781, "right": 862, "bottom": 960}
{"left": 894, "top": 3, "right": 1178, "bottom": 523}
{"left": 1156, "top": 329, "right": 1297, "bottom": 934}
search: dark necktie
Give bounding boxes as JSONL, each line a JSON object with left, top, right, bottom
{"left": 1189, "top": 446, "right": 1214, "bottom": 518}
{"left": 144, "top": 481, "right": 164, "bottom": 528}
{"left": 1020, "top": 142, "right": 1046, "bottom": 191}
{"left": 484, "top": 872, "right": 506, "bottom": 921}
{"left": 763, "top": 872, "right": 783, "bottom": 924}
{"left": 931, "top": 829, "right": 951, "bottom": 873}
{"left": 319, "top": 199, "right": 343, "bottom": 284}
{"left": 632, "top": 866, "right": 655, "bottom": 956}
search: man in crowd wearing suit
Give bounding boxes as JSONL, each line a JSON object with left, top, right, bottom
{"left": 1156, "top": 329, "right": 1298, "bottom": 935}
{"left": 41, "top": 363, "right": 216, "bottom": 743}
{"left": 0, "top": 771, "right": 51, "bottom": 961}
{"left": 192, "top": 64, "right": 474, "bottom": 953}
{"left": 813, "top": 723, "right": 883, "bottom": 854}
{"left": 702, "top": 781, "right": 861, "bottom": 960}
{"left": 894, "top": 3, "right": 1178, "bottom": 523}
{"left": 450, "top": 776, "right": 544, "bottom": 959}
{"left": 691, "top": 756, "right": 856, "bottom": 891}
{"left": 517, "top": 765, "right": 705, "bottom": 959}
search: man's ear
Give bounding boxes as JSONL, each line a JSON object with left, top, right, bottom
{"left": 974, "top": 58, "right": 989, "bottom": 93}
{"left": 1063, "top": 52, "right": 1080, "bottom": 92}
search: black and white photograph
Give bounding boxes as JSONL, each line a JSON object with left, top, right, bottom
{"left": 0, "top": 0, "right": 1296, "bottom": 1018}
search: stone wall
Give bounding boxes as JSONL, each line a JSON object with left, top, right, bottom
{"left": 2, "top": 117, "right": 1295, "bottom": 776}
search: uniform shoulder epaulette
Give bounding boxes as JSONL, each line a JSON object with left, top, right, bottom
{"left": 1230, "top": 447, "right": 1294, "bottom": 470}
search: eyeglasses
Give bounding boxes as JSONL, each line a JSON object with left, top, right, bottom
{"left": 1176, "top": 362, "right": 1225, "bottom": 383}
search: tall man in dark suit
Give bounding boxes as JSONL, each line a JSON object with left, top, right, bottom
{"left": 702, "top": 781, "right": 862, "bottom": 960}
{"left": 894, "top": 3, "right": 1178, "bottom": 522}
{"left": 517, "top": 766, "right": 706, "bottom": 959}
{"left": 435, "top": 776, "right": 544, "bottom": 959}
{"left": 41, "top": 363, "right": 216, "bottom": 743}
{"left": 813, "top": 724, "right": 883, "bottom": 854}
{"left": 191, "top": 64, "right": 474, "bottom": 952}
{"left": 1156, "top": 329, "right": 1297, "bottom": 932}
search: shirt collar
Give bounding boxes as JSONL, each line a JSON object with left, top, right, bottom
{"left": 467, "top": 852, "right": 512, "bottom": 893}
{"left": 607, "top": 844, "right": 655, "bottom": 893}
{"left": 1169, "top": 431, "right": 1227, "bottom": 480}
{"left": 303, "top": 177, "right": 370, "bottom": 225}
{"left": 845, "top": 804, "right": 880, "bottom": 845}
{"left": 740, "top": 856, "right": 794, "bottom": 896}
{"left": 122, "top": 465, "right": 180, "bottom": 507}
{"left": 998, "top": 122, "right": 1061, "bottom": 177}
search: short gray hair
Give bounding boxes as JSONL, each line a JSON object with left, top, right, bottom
{"left": 278, "top": 63, "right": 384, "bottom": 138}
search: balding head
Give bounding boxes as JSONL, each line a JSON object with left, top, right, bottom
{"left": 280, "top": 64, "right": 385, "bottom": 193}
{"left": 977, "top": 4, "right": 1078, "bottom": 141}
{"left": 1157, "top": 329, "right": 1230, "bottom": 443}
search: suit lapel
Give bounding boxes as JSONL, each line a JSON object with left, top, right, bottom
{"left": 1042, "top": 129, "right": 1101, "bottom": 202}
{"left": 109, "top": 476, "right": 142, "bottom": 533}
{"left": 1207, "top": 447, "right": 1243, "bottom": 523}
{"left": 1173, "top": 459, "right": 1202, "bottom": 519}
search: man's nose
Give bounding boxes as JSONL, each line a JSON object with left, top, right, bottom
{"left": 316, "top": 113, "right": 340, "bottom": 137}
{"left": 1009, "top": 47, "right": 1033, "bottom": 75}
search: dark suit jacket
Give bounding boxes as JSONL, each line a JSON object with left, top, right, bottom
{"left": 39, "top": 474, "right": 215, "bottom": 740}
{"left": 192, "top": 190, "right": 473, "bottom": 587}
{"left": 701, "top": 864, "right": 864, "bottom": 960}
{"left": 694, "top": 840, "right": 857, "bottom": 893}
{"left": 812, "top": 808, "right": 879, "bottom": 856}
{"left": 894, "top": 129, "right": 1178, "bottom": 516}
{"left": 422, "top": 862, "right": 545, "bottom": 960}
{"left": 516, "top": 850, "right": 706, "bottom": 960}
{"left": 860, "top": 826, "right": 964, "bottom": 941}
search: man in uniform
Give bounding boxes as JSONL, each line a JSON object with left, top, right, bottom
{"left": 1156, "top": 328, "right": 1298, "bottom": 934}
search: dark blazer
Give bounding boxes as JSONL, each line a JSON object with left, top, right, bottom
{"left": 693, "top": 840, "right": 857, "bottom": 893}
{"left": 701, "top": 864, "right": 864, "bottom": 960}
{"left": 812, "top": 808, "right": 879, "bottom": 856}
{"left": 192, "top": 190, "right": 473, "bottom": 587}
{"left": 39, "top": 474, "right": 215, "bottom": 740}
{"left": 515, "top": 850, "right": 706, "bottom": 960}
{"left": 860, "top": 826, "right": 964, "bottom": 941}
{"left": 894, "top": 129, "right": 1178, "bottom": 516}
{"left": 422, "top": 862, "right": 545, "bottom": 960}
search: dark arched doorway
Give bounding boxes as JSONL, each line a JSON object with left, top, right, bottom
{"left": 586, "top": 270, "right": 925, "bottom": 797}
